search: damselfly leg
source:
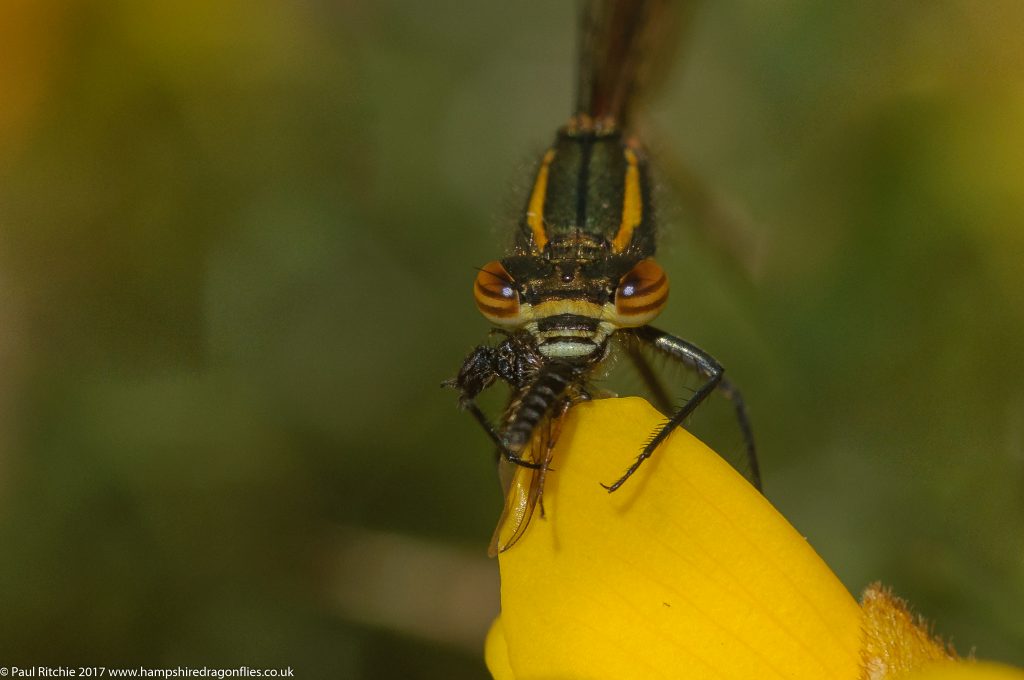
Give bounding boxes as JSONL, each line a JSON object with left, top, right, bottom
{"left": 623, "top": 336, "right": 761, "bottom": 490}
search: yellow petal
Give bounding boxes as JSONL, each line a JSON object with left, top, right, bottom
{"left": 904, "top": 663, "right": 1024, "bottom": 680}
{"left": 491, "top": 397, "right": 863, "bottom": 680}
{"left": 485, "top": 616, "right": 516, "bottom": 680}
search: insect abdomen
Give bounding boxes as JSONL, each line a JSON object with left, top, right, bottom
{"left": 502, "top": 364, "right": 578, "bottom": 453}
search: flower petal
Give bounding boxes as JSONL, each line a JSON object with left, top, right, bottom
{"left": 904, "top": 663, "right": 1024, "bottom": 680}
{"left": 495, "top": 397, "right": 863, "bottom": 680}
{"left": 485, "top": 616, "right": 516, "bottom": 680}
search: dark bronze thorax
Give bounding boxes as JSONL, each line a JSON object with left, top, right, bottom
{"left": 515, "top": 128, "right": 655, "bottom": 260}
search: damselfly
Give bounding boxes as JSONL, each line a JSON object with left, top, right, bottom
{"left": 446, "top": 0, "right": 761, "bottom": 555}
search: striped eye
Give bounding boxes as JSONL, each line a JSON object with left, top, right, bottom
{"left": 474, "top": 260, "right": 523, "bottom": 325}
{"left": 614, "top": 258, "right": 668, "bottom": 326}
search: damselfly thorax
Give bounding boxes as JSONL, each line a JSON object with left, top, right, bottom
{"left": 446, "top": 1, "right": 761, "bottom": 555}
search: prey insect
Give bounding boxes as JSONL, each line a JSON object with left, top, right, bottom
{"left": 446, "top": 0, "right": 761, "bottom": 555}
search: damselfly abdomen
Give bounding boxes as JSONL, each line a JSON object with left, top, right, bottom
{"left": 446, "top": 0, "right": 761, "bottom": 555}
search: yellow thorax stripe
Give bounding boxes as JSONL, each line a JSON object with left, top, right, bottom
{"left": 526, "top": 149, "right": 556, "bottom": 251}
{"left": 611, "top": 148, "right": 642, "bottom": 253}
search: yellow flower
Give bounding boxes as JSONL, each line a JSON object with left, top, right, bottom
{"left": 484, "top": 397, "right": 1024, "bottom": 680}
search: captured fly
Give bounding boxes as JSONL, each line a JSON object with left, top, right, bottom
{"left": 446, "top": 0, "right": 761, "bottom": 555}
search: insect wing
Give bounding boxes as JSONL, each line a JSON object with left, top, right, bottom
{"left": 488, "top": 431, "right": 553, "bottom": 557}
{"left": 488, "top": 460, "right": 537, "bottom": 557}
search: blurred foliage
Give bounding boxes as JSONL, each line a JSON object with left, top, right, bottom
{"left": 0, "top": 0, "right": 1021, "bottom": 675}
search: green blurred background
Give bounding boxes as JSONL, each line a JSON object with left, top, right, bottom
{"left": 1, "top": 0, "right": 1022, "bottom": 676}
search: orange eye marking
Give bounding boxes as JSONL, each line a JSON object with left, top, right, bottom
{"left": 615, "top": 258, "right": 668, "bottom": 323}
{"left": 474, "top": 260, "right": 521, "bottom": 321}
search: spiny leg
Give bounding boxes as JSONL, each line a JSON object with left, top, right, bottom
{"left": 465, "top": 402, "right": 544, "bottom": 470}
{"left": 603, "top": 326, "right": 724, "bottom": 492}
{"left": 714, "top": 376, "right": 761, "bottom": 490}
{"left": 625, "top": 340, "right": 674, "bottom": 415}
{"left": 625, "top": 328, "right": 761, "bottom": 491}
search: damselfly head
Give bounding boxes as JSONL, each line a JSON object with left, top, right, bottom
{"left": 473, "top": 251, "right": 669, "bottom": 361}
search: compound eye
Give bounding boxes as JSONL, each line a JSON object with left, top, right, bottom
{"left": 614, "top": 258, "right": 668, "bottom": 326}
{"left": 474, "top": 260, "right": 522, "bottom": 325}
